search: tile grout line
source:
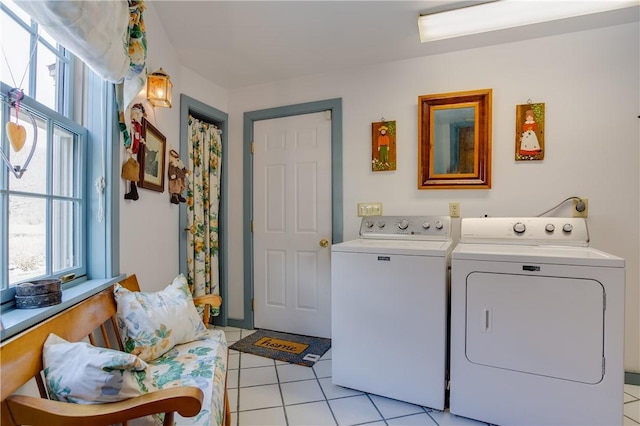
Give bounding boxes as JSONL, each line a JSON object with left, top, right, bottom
{"left": 312, "top": 361, "right": 340, "bottom": 426}
{"left": 625, "top": 415, "right": 640, "bottom": 425}
{"left": 624, "top": 389, "right": 640, "bottom": 425}
{"left": 233, "top": 343, "right": 242, "bottom": 417}
{"left": 272, "top": 358, "right": 290, "bottom": 426}
{"left": 426, "top": 409, "right": 441, "bottom": 426}
{"left": 364, "top": 393, "right": 389, "bottom": 425}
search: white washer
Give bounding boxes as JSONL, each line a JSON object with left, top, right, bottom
{"left": 331, "top": 215, "right": 453, "bottom": 409}
{"left": 450, "top": 217, "right": 625, "bottom": 426}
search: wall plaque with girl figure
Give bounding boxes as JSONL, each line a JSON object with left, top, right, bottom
{"left": 515, "top": 102, "right": 545, "bottom": 161}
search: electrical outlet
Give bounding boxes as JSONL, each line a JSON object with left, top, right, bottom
{"left": 449, "top": 202, "right": 460, "bottom": 218}
{"left": 573, "top": 198, "right": 588, "bottom": 218}
{"left": 358, "top": 202, "right": 383, "bottom": 217}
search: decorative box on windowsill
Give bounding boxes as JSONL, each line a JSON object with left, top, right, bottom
{"left": 15, "top": 279, "right": 62, "bottom": 309}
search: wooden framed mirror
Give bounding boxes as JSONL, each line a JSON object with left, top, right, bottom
{"left": 418, "top": 89, "right": 492, "bottom": 189}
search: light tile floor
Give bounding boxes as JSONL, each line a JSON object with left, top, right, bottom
{"left": 217, "top": 326, "right": 640, "bottom": 426}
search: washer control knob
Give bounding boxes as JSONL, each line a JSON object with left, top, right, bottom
{"left": 398, "top": 220, "right": 409, "bottom": 230}
{"left": 377, "top": 221, "right": 386, "bottom": 229}
{"left": 365, "top": 220, "right": 374, "bottom": 228}
{"left": 562, "top": 223, "right": 573, "bottom": 233}
{"left": 513, "top": 222, "right": 526, "bottom": 234}
{"left": 435, "top": 221, "right": 444, "bottom": 230}
{"left": 545, "top": 224, "right": 555, "bottom": 233}
{"left": 422, "top": 222, "right": 431, "bottom": 229}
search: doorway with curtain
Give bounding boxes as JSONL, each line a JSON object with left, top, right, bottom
{"left": 179, "top": 94, "right": 228, "bottom": 326}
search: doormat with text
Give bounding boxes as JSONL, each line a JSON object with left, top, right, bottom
{"left": 229, "top": 329, "right": 331, "bottom": 367}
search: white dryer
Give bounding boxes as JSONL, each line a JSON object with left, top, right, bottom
{"left": 331, "top": 215, "right": 453, "bottom": 409}
{"left": 449, "top": 217, "right": 625, "bottom": 426}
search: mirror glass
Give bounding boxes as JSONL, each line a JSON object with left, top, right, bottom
{"left": 432, "top": 106, "right": 475, "bottom": 175}
{"left": 418, "top": 89, "right": 492, "bottom": 189}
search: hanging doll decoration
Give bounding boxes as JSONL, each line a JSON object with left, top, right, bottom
{"left": 168, "top": 149, "right": 188, "bottom": 204}
{"left": 122, "top": 103, "right": 146, "bottom": 200}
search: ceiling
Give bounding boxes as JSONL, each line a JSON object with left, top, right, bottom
{"left": 150, "top": 1, "right": 639, "bottom": 90}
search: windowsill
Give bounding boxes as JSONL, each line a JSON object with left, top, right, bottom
{"left": 0, "top": 275, "right": 125, "bottom": 341}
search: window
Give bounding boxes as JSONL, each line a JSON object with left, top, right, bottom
{"left": 1, "top": 86, "right": 86, "bottom": 300}
{"left": 1, "top": 0, "right": 104, "bottom": 305}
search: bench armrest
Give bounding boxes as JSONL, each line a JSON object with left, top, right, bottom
{"left": 193, "top": 294, "right": 222, "bottom": 308}
{"left": 192, "top": 294, "right": 222, "bottom": 325}
{"left": 5, "top": 386, "right": 203, "bottom": 426}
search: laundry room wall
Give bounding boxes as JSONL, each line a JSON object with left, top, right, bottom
{"left": 226, "top": 22, "right": 640, "bottom": 372}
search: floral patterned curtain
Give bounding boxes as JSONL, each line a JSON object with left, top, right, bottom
{"left": 186, "top": 115, "right": 222, "bottom": 316}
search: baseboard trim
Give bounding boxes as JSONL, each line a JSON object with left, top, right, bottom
{"left": 227, "top": 318, "right": 252, "bottom": 330}
{"left": 626, "top": 371, "right": 640, "bottom": 386}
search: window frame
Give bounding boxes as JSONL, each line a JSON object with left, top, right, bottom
{"left": 0, "top": 81, "right": 87, "bottom": 304}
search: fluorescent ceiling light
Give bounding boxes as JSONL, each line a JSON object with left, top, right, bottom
{"left": 418, "top": 0, "right": 638, "bottom": 43}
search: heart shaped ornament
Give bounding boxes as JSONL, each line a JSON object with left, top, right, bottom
{"left": 6, "top": 122, "right": 26, "bottom": 152}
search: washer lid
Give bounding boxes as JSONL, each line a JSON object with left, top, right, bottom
{"left": 453, "top": 243, "right": 624, "bottom": 267}
{"left": 332, "top": 238, "right": 453, "bottom": 257}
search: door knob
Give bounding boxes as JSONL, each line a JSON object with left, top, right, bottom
{"left": 319, "top": 239, "right": 329, "bottom": 248}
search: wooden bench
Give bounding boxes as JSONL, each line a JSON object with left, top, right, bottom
{"left": 1, "top": 275, "right": 231, "bottom": 426}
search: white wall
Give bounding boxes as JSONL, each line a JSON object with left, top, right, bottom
{"left": 135, "top": 12, "right": 638, "bottom": 371}
{"left": 226, "top": 23, "right": 640, "bottom": 371}
{"left": 118, "top": 5, "right": 227, "bottom": 291}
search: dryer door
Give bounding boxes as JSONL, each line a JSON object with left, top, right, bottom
{"left": 465, "top": 272, "right": 605, "bottom": 384}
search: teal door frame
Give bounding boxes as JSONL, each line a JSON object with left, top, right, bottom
{"left": 233, "top": 98, "right": 343, "bottom": 330}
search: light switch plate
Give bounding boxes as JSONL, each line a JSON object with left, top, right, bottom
{"left": 358, "top": 202, "right": 383, "bottom": 217}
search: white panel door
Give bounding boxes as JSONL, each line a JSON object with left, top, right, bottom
{"left": 253, "top": 112, "right": 332, "bottom": 338}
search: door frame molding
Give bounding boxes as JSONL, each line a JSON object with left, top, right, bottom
{"left": 235, "top": 98, "right": 343, "bottom": 330}
{"left": 179, "top": 94, "right": 229, "bottom": 326}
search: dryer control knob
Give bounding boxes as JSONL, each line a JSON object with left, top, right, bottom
{"left": 422, "top": 222, "right": 431, "bottom": 229}
{"left": 365, "top": 220, "right": 374, "bottom": 228}
{"left": 513, "top": 222, "right": 526, "bottom": 234}
{"left": 377, "top": 221, "right": 386, "bottom": 228}
{"left": 545, "top": 224, "right": 555, "bottom": 233}
{"left": 562, "top": 223, "right": 573, "bottom": 233}
{"left": 435, "top": 221, "right": 444, "bottom": 230}
{"left": 398, "top": 220, "right": 409, "bottom": 230}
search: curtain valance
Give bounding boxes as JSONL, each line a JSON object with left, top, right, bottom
{"left": 15, "top": 0, "right": 143, "bottom": 83}
{"left": 15, "top": 0, "right": 148, "bottom": 144}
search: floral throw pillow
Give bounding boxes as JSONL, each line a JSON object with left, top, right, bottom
{"left": 42, "top": 333, "right": 147, "bottom": 404}
{"left": 114, "top": 274, "right": 208, "bottom": 362}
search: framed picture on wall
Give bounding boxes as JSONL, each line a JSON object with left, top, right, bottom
{"left": 138, "top": 118, "right": 166, "bottom": 192}
{"left": 371, "top": 120, "right": 396, "bottom": 172}
{"left": 515, "top": 102, "right": 545, "bottom": 161}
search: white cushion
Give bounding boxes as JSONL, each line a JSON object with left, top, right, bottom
{"left": 42, "top": 333, "right": 147, "bottom": 404}
{"left": 114, "top": 274, "right": 208, "bottom": 361}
